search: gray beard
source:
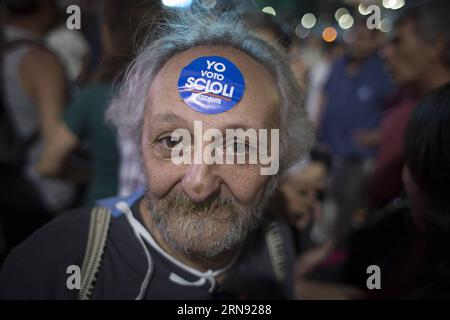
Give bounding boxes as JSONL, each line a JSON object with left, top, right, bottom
{"left": 144, "top": 177, "right": 278, "bottom": 259}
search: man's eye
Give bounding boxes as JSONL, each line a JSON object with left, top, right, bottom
{"left": 158, "top": 136, "right": 181, "bottom": 149}
{"left": 226, "top": 139, "right": 250, "bottom": 154}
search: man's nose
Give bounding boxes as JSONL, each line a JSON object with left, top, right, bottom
{"left": 181, "top": 163, "right": 221, "bottom": 203}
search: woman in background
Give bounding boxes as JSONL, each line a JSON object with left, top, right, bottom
{"left": 38, "top": 0, "right": 160, "bottom": 205}
{"left": 402, "top": 82, "right": 450, "bottom": 298}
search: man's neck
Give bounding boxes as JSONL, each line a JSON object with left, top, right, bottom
{"left": 138, "top": 199, "right": 238, "bottom": 273}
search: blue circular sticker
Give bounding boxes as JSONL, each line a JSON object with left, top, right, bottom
{"left": 178, "top": 56, "right": 246, "bottom": 114}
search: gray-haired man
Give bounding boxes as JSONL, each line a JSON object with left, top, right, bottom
{"left": 0, "top": 7, "right": 313, "bottom": 299}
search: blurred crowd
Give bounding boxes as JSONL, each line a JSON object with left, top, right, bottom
{"left": 1, "top": 0, "right": 449, "bottom": 299}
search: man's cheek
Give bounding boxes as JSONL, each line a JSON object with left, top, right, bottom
{"left": 220, "top": 166, "right": 270, "bottom": 205}
{"left": 144, "top": 158, "right": 183, "bottom": 198}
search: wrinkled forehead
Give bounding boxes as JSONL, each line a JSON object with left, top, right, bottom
{"left": 145, "top": 46, "right": 280, "bottom": 129}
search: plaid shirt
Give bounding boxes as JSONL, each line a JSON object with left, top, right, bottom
{"left": 118, "top": 135, "right": 145, "bottom": 197}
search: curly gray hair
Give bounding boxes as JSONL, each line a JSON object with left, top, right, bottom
{"left": 106, "top": 5, "right": 314, "bottom": 174}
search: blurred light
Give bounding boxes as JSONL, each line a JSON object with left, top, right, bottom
{"left": 382, "top": 0, "right": 395, "bottom": 9}
{"left": 383, "top": 0, "right": 405, "bottom": 9}
{"left": 295, "top": 24, "right": 310, "bottom": 39}
{"left": 338, "top": 14, "right": 354, "bottom": 30}
{"left": 335, "top": 7, "right": 349, "bottom": 21}
{"left": 322, "top": 27, "right": 337, "bottom": 43}
{"left": 161, "top": 0, "right": 192, "bottom": 8}
{"left": 358, "top": 4, "right": 370, "bottom": 15}
{"left": 262, "top": 6, "right": 276, "bottom": 16}
{"left": 391, "top": 0, "right": 405, "bottom": 10}
{"left": 301, "top": 13, "right": 317, "bottom": 29}
{"left": 343, "top": 30, "right": 355, "bottom": 43}
{"left": 380, "top": 18, "right": 393, "bottom": 32}
{"left": 200, "top": 0, "right": 216, "bottom": 9}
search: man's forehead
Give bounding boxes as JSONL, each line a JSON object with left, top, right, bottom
{"left": 145, "top": 46, "right": 280, "bottom": 126}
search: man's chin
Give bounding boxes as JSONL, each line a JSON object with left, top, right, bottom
{"left": 145, "top": 186, "right": 271, "bottom": 258}
{"left": 159, "top": 217, "right": 245, "bottom": 259}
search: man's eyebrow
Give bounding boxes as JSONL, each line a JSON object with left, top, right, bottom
{"left": 223, "top": 123, "right": 254, "bottom": 131}
{"left": 153, "top": 113, "right": 186, "bottom": 123}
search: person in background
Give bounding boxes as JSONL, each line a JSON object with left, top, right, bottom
{"left": 292, "top": 2, "right": 450, "bottom": 298}
{"left": 241, "top": 11, "right": 309, "bottom": 94}
{"left": 370, "top": 0, "right": 450, "bottom": 209}
{"left": 343, "top": 83, "right": 450, "bottom": 299}
{"left": 242, "top": 10, "right": 331, "bottom": 253}
{"left": 46, "top": 20, "right": 90, "bottom": 85}
{"left": 402, "top": 83, "right": 450, "bottom": 298}
{"left": 0, "top": 0, "right": 75, "bottom": 260}
{"left": 38, "top": 0, "right": 160, "bottom": 205}
{"left": 293, "top": 83, "right": 450, "bottom": 300}
{"left": 280, "top": 161, "right": 325, "bottom": 233}
{"left": 303, "top": 42, "right": 344, "bottom": 128}
{"left": 317, "top": 19, "right": 394, "bottom": 239}
{"left": 241, "top": 10, "right": 292, "bottom": 52}
{"left": 296, "top": 19, "right": 393, "bottom": 292}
